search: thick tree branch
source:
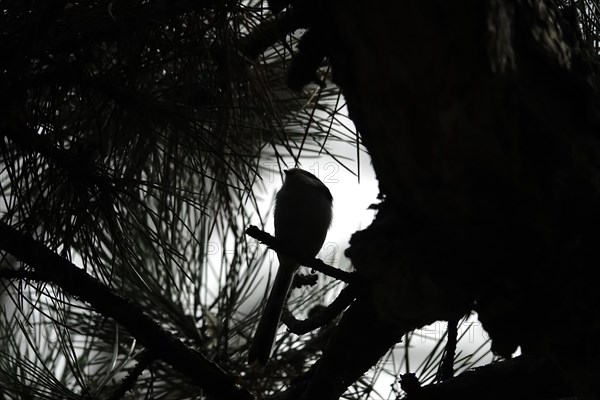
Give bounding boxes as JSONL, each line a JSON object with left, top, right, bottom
{"left": 239, "top": 10, "right": 308, "bottom": 60}
{"left": 436, "top": 318, "right": 458, "bottom": 382}
{"left": 405, "top": 356, "right": 572, "bottom": 400}
{"left": 0, "top": 222, "right": 252, "bottom": 400}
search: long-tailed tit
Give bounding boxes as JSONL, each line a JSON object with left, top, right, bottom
{"left": 248, "top": 168, "right": 333, "bottom": 365}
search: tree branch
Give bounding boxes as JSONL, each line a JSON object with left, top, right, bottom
{"left": 108, "top": 350, "right": 155, "bottom": 400}
{"left": 436, "top": 318, "right": 458, "bottom": 382}
{"left": 245, "top": 225, "right": 356, "bottom": 284}
{"left": 406, "top": 356, "right": 572, "bottom": 400}
{"left": 0, "top": 222, "right": 253, "bottom": 400}
{"left": 238, "top": 9, "right": 307, "bottom": 60}
{"left": 281, "top": 285, "right": 357, "bottom": 334}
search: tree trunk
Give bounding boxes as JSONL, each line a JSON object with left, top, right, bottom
{"left": 290, "top": 1, "right": 600, "bottom": 399}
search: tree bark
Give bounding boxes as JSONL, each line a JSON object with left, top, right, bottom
{"left": 288, "top": 1, "right": 600, "bottom": 399}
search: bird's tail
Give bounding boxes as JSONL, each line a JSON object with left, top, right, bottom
{"left": 248, "top": 261, "right": 298, "bottom": 365}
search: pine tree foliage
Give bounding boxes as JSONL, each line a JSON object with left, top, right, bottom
{"left": 2, "top": 0, "right": 599, "bottom": 399}
{"left": 0, "top": 1, "right": 353, "bottom": 398}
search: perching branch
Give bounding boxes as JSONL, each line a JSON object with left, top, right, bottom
{"left": 0, "top": 222, "right": 253, "bottom": 400}
{"left": 245, "top": 225, "right": 356, "bottom": 284}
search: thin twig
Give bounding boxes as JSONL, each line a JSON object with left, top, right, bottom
{"left": 109, "top": 350, "right": 155, "bottom": 400}
{"left": 281, "top": 285, "right": 357, "bottom": 335}
{"left": 245, "top": 225, "right": 356, "bottom": 284}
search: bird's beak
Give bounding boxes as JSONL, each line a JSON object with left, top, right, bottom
{"left": 283, "top": 170, "right": 289, "bottom": 175}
